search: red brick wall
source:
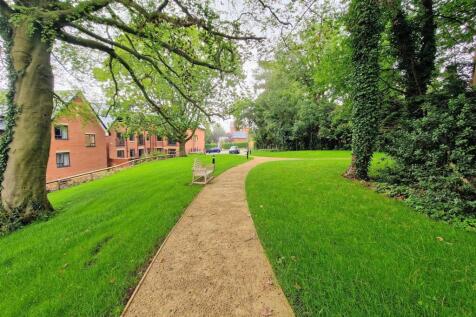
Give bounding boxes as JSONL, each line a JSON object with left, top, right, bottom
{"left": 46, "top": 112, "right": 108, "bottom": 182}
{"left": 107, "top": 127, "right": 206, "bottom": 160}
{"left": 107, "top": 128, "right": 168, "bottom": 165}
{"left": 185, "top": 128, "right": 206, "bottom": 153}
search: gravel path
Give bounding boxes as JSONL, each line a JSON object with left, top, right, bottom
{"left": 122, "top": 157, "right": 294, "bottom": 317}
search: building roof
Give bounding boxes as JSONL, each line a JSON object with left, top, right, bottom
{"left": 231, "top": 131, "right": 248, "bottom": 139}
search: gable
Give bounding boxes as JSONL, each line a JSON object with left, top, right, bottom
{"left": 54, "top": 92, "right": 109, "bottom": 136}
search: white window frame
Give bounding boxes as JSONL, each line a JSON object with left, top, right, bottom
{"left": 54, "top": 125, "right": 68, "bottom": 140}
{"left": 56, "top": 152, "right": 70, "bottom": 168}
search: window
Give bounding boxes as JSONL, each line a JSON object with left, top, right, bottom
{"left": 129, "top": 149, "right": 136, "bottom": 158}
{"left": 85, "top": 134, "right": 96, "bottom": 147}
{"left": 138, "top": 134, "right": 145, "bottom": 145}
{"left": 116, "top": 132, "right": 125, "bottom": 146}
{"left": 56, "top": 152, "right": 70, "bottom": 168}
{"left": 129, "top": 134, "right": 135, "bottom": 141}
{"left": 54, "top": 125, "right": 68, "bottom": 140}
{"left": 156, "top": 134, "right": 163, "bottom": 141}
{"left": 117, "top": 150, "right": 125, "bottom": 158}
{"left": 138, "top": 149, "right": 144, "bottom": 157}
{"left": 168, "top": 139, "right": 176, "bottom": 146}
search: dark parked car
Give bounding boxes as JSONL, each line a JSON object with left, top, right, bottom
{"left": 229, "top": 146, "right": 240, "bottom": 154}
{"left": 206, "top": 147, "right": 221, "bottom": 154}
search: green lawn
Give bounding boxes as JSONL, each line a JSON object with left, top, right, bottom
{"left": 0, "top": 154, "right": 246, "bottom": 316}
{"left": 246, "top": 157, "right": 476, "bottom": 316}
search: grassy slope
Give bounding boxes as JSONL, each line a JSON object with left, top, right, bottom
{"left": 246, "top": 157, "right": 476, "bottom": 316}
{"left": 0, "top": 155, "right": 246, "bottom": 316}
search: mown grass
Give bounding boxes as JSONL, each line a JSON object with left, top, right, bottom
{"left": 252, "top": 149, "right": 393, "bottom": 178}
{"left": 0, "top": 154, "right": 246, "bottom": 316}
{"left": 246, "top": 157, "right": 476, "bottom": 316}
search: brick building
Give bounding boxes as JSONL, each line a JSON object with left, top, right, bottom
{"left": 107, "top": 125, "right": 206, "bottom": 166}
{"left": 46, "top": 93, "right": 109, "bottom": 182}
{"left": 0, "top": 92, "right": 207, "bottom": 182}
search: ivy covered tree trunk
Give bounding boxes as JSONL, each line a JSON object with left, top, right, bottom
{"left": 344, "top": 0, "right": 382, "bottom": 180}
{"left": 389, "top": 0, "right": 436, "bottom": 118}
{"left": 1, "top": 23, "right": 54, "bottom": 226}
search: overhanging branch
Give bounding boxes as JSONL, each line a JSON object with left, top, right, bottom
{"left": 172, "top": 0, "right": 265, "bottom": 40}
{"left": 58, "top": 31, "right": 180, "bottom": 131}
{"left": 81, "top": 15, "right": 232, "bottom": 72}
{"left": 63, "top": 25, "right": 212, "bottom": 118}
{"left": 55, "top": 0, "right": 113, "bottom": 24}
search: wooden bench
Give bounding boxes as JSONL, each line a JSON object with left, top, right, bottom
{"left": 192, "top": 159, "right": 214, "bottom": 184}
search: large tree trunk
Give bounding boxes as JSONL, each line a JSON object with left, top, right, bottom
{"left": 178, "top": 141, "right": 187, "bottom": 157}
{"left": 346, "top": 0, "right": 381, "bottom": 181}
{"left": 1, "top": 23, "right": 54, "bottom": 225}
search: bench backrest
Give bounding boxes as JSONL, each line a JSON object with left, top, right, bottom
{"left": 193, "top": 159, "right": 203, "bottom": 170}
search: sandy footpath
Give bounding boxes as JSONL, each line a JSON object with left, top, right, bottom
{"left": 122, "top": 156, "right": 294, "bottom": 317}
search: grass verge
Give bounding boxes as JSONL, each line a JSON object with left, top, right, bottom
{"left": 0, "top": 154, "right": 246, "bottom": 316}
{"left": 246, "top": 158, "right": 476, "bottom": 316}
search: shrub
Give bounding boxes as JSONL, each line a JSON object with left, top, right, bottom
{"left": 378, "top": 75, "right": 476, "bottom": 229}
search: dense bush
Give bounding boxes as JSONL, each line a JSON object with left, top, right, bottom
{"left": 377, "top": 75, "right": 476, "bottom": 229}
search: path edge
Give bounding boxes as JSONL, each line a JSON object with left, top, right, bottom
{"left": 120, "top": 191, "right": 195, "bottom": 316}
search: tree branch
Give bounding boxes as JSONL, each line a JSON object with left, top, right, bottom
{"left": 58, "top": 31, "right": 181, "bottom": 131}
{"left": 64, "top": 24, "right": 214, "bottom": 118}
{"left": 55, "top": 0, "right": 113, "bottom": 24}
{"left": 104, "top": 57, "right": 119, "bottom": 116}
{"left": 172, "top": 0, "right": 265, "bottom": 40}
{"left": 257, "top": 0, "right": 291, "bottom": 26}
{"left": 80, "top": 15, "right": 233, "bottom": 72}
{"left": 156, "top": 0, "right": 169, "bottom": 13}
